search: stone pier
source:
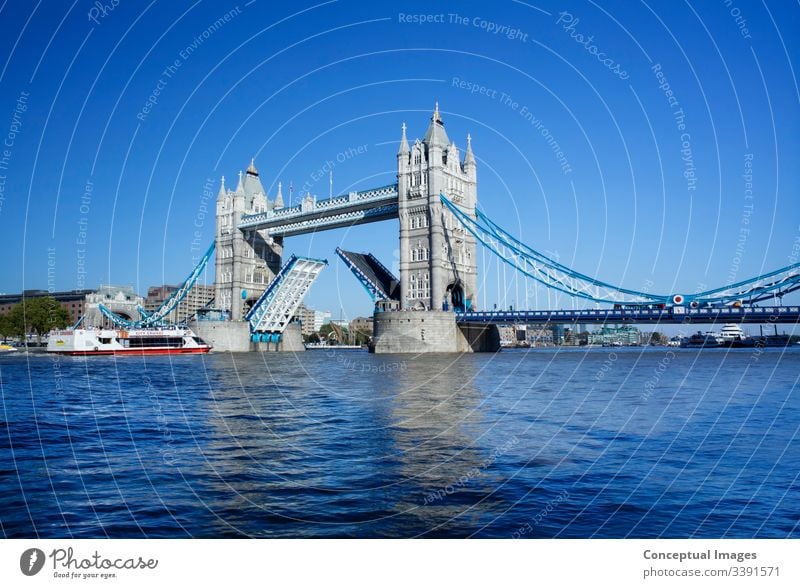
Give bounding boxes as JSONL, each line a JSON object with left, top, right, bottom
{"left": 371, "top": 310, "right": 500, "bottom": 353}
{"left": 189, "top": 320, "right": 305, "bottom": 352}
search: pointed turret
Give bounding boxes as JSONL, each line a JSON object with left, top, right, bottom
{"left": 217, "top": 176, "right": 226, "bottom": 200}
{"left": 235, "top": 170, "right": 244, "bottom": 194}
{"left": 246, "top": 157, "right": 258, "bottom": 176}
{"left": 242, "top": 158, "right": 266, "bottom": 209}
{"left": 275, "top": 181, "right": 284, "bottom": 208}
{"left": 464, "top": 133, "right": 475, "bottom": 167}
{"left": 398, "top": 122, "right": 409, "bottom": 155}
{"left": 423, "top": 101, "right": 450, "bottom": 148}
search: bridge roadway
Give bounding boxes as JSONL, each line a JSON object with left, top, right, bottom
{"left": 238, "top": 183, "right": 399, "bottom": 236}
{"left": 456, "top": 305, "right": 800, "bottom": 325}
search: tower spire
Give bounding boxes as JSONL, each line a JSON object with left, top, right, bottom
{"left": 236, "top": 170, "right": 244, "bottom": 193}
{"left": 275, "top": 181, "right": 284, "bottom": 208}
{"left": 464, "top": 133, "right": 475, "bottom": 167}
{"left": 246, "top": 157, "right": 258, "bottom": 176}
{"left": 424, "top": 101, "right": 449, "bottom": 147}
{"left": 398, "top": 122, "right": 409, "bottom": 154}
{"left": 217, "top": 176, "right": 226, "bottom": 199}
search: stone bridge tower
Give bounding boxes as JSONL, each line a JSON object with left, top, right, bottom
{"left": 215, "top": 159, "right": 284, "bottom": 320}
{"left": 397, "top": 104, "right": 478, "bottom": 311}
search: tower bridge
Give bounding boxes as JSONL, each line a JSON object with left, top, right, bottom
{"left": 208, "top": 103, "right": 481, "bottom": 352}
{"left": 178, "top": 103, "right": 800, "bottom": 352}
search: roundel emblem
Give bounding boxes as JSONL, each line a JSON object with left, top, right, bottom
{"left": 20, "top": 548, "right": 46, "bottom": 576}
{"left": 672, "top": 294, "right": 684, "bottom": 305}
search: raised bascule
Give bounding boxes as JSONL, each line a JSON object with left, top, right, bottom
{"left": 102, "top": 104, "right": 800, "bottom": 352}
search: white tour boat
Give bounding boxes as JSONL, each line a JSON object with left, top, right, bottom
{"left": 47, "top": 327, "right": 212, "bottom": 356}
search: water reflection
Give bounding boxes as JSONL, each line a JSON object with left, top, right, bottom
{"left": 388, "top": 355, "right": 514, "bottom": 536}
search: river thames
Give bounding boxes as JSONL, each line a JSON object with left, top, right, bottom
{"left": 1, "top": 348, "right": 797, "bottom": 538}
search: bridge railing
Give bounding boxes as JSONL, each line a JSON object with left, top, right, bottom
{"left": 239, "top": 183, "right": 398, "bottom": 229}
{"left": 456, "top": 305, "right": 800, "bottom": 324}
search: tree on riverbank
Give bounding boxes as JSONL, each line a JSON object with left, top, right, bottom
{"left": 0, "top": 297, "right": 70, "bottom": 344}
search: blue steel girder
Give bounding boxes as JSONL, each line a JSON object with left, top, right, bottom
{"left": 95, "top": 242, "right": 215, "bottom": 328}
{"left": 246, "top": 254, "right": 328, "bottom": 333}
{"left": 98, "top": 304, "right": 136, "bottom": 327}
{"left": 335, "top": 247, "right": 400, "bottom": 302}
{"left": 140, "top": 242, "right": 216, "bottom": 326}
{"left": 441, "top": 193, "right": 800, "bottom": 307}
{"left": 456, "top": 305, "right": 800, "bottom": 325}
{"left": 238, "top": 184, "right": 398, "bottom": 236}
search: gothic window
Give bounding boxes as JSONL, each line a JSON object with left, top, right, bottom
{"left": 412, "top": 249, "right": 417, "bottom": 262}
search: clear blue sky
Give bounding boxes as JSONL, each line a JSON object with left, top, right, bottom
{"left": 1, "top": 0, "right": 798, "bottom": 319}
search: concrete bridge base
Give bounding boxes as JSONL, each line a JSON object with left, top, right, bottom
{"left": 251, "top": 323, "right": 305, "bottom": 352}
{"left": 370, "top": 310, "right": 500, "bottom": 353}
{"left": 190, "top": 319, "right": 252, "bottom": 352}
{"left": 458, "top": 321, "right": 502, "bottom": 353}
{"left": 188, "top": 320, "right": 305, "bottom": 352}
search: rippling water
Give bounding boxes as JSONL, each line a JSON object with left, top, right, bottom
{"left": 1, "top": 347, "right": 798, "bottom": 538}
